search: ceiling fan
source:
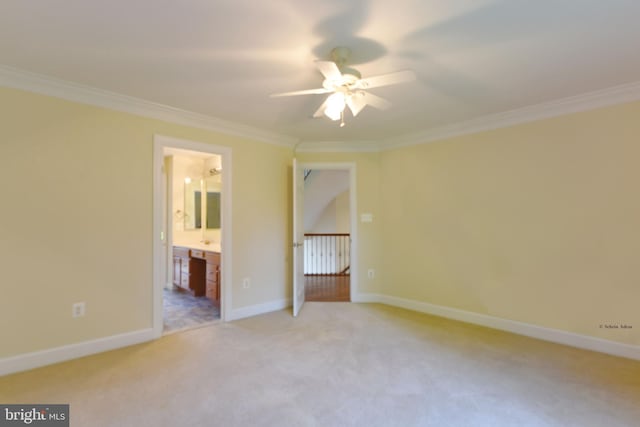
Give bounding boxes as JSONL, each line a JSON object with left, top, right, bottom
{"left": 270, "top": 47, "right": 416, "bottom": 127}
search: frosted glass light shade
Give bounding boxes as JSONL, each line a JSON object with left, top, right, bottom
{"left": 324, "top": 92, "right": 346, "bottom": 121}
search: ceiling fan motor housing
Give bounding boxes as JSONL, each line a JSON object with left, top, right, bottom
{"left": 329, "top": 47, "right": 362, "bottom": 86}
{"left": 330, "top": 47, "right": 351, "bottom": 64}
{"left": 322, "top": 71, "right": 360, "bottom": 91}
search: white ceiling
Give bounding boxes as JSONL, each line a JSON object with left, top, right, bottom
{"left": 1, "top": 0, "right": 640, "bottom": 144}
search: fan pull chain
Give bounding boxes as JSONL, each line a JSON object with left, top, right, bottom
{"left": 340, "top": 110, "right": 345, "bottom": 127}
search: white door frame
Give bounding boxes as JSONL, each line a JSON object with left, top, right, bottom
{"left": 153, "top": 134, "right": 232, "bottom": 338}
{"left": 292, "top": 159, "right": 305, "bottom": 316}
{"left": 298, "top": 161, "right": 358, "bottom": 301}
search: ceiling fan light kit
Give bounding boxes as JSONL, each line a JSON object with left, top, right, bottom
{"left": 270, "top": 47, "right": 416, "bottom": 127}
{"left": 324, "top": 92, "right": 346, "bottom": 121}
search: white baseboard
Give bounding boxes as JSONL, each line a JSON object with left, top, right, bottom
{"left": 1, "top": 297, "right": 289, "bottom": 376}
{"left": 4, "top": 294, "right": 636, "bottom": 376}
{"left": 0, "top": 328, "right": 155, "bottom": 377}
{"left": 229, "top": 298, "right": 292, "bottom": 321}
{"left": 356, "top": 293, "right": 640, "bottom": 361}
{"left": 351, "top": 292, "right": 383, "bottom": 303}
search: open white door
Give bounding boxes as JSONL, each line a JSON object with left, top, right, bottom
{"left": 292, "top": 158, "right": 305, "bottom": 316}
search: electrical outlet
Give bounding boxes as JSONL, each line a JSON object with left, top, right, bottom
{"left": 243, "top": 278, "right": 251, "bottom": 289}
{"left": 368, "top": 269, "right": 375, "bottom": 279}
{"left": 72, "top": 302, "right": 86, "bottom": 318}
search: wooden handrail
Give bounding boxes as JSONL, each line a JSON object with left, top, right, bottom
{"left": 304, "top": 233, "right": 350, "bottom": 237}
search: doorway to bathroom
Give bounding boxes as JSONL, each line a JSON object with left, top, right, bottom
{"left": 153, "top": 135, "right": 232, "bottom": 338}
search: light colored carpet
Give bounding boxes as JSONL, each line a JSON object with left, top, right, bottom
{"left": 1, "top": 303, "right": 639, "bottom": 426}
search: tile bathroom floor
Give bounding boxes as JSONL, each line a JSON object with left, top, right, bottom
{"left": 163, "top": 287, "right": 220, "bottom": 334}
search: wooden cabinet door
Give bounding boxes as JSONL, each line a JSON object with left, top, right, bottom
{"left": 215, "top": 265, "right": 221, "bottom": 302}
{"left": 180, "top": 259, "right": 190, "bottom": 290}
{"left": 189, "top": 259, "right": 206, "bottom": 296}
{"left": 205, "top": 251, "right": 221, "bottom": 308}
{"left": 172, "top": 256, "right": 181, "bottom": 287}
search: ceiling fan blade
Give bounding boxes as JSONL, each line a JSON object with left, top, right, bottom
{"left": 360, "top": 92, "right": 391, "bottom": 110}
{"left": 346, "top": 92, "right": 368, "bottom": 117}
{"left": 270, "top": 88, "right": 332, "bottom": 97}
{"left": 315, "top": 60, "right": 342, "bottom": 80}
{"left": 355, "top": 70, "right": 416, "bottom": 89}
{"left": 312, "top": 95, "right": 331, "bottom": 118}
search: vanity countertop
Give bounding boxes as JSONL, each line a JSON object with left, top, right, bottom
{"left": 174, "top": 242, "right": 221, "bottom": 253}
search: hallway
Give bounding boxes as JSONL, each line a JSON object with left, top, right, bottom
{"left": 305, "top": 275, "right": 350, "bottom": 302}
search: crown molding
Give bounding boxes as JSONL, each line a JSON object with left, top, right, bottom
{"left": 3, "top": 64, "right": 639, "bottom": 152}
{"left": 378, "top": 80, "right": 640, "bottom": 150}
{"left": 296, "top": 80, "right": 640, "bottom": 153}
{"left": 295, "top": 139, "right": 381, "bottom": 153}
{"left": 0, "top": 65, "right": 298, "bottom": 148}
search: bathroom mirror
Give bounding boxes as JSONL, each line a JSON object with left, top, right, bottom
{"left": 184, "top": 177, "right": 221, "bottom": 230}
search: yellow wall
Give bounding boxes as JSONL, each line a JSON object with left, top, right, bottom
{"left": 295, "top": 151, "right": 383, "bottom": 295}
{"left": 2, "top": 82, "right": 638, "bottom": 361}
{"left": 380, "top": 101, "right": 640, "bottom": 346}
{"left": 0, "top": 87, "right": 292, "bottom": 357}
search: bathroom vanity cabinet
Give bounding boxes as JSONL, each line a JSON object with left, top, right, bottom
{"left": 173, "top": 246, "right": 220, "bottom": 307}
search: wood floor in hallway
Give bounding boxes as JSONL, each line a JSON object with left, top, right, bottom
{"left": 305, "top": 275, "right": 350, "bottom": 301}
